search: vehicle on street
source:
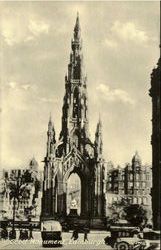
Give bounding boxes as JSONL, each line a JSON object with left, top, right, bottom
{"left": 41, "top": 220, "right": 62, "bottom": 247}
{"left": 104, "top": 226, "right": 146, "bottom": 249}
{"left": 143, "top": 230, "right": 160, "bottom": 249}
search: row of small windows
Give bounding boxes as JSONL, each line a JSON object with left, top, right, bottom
{"left": 109, "top": 196, "right": 149, "bottom": 205}
{"left": 107, "top": 174, "right": 150, "bottom": 182}
{"left": 107, "top": 181, "right": 147, "bottom": 189}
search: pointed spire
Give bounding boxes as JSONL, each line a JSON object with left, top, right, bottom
{"left": 98, "top": 113, "right": 102, "bottom": 128}
{"left": 48, "top": 112, "right": 52, "bottom": 129}
{"left": 95, "top": 114, "right": 103, "bottom": 156}
{"left": 74, "top": 12, "right": 81, "bottom": 40}
{"left": 49, "top": 112, "right": 52, "bottom": 122}
{"left": 96, "top": 113, "right": 102, "bottom": 135}
{"left": 74, "top": 12, "right": 80, "bottom": 32}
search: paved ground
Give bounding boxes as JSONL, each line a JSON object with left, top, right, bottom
{"left": 0, "top": 231, "right": 112, "bottom": 249}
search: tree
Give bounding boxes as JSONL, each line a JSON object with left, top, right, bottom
{"left": 107, "top": 197, "right": 130, "bottom": 223}
{"left": 6, "top": 170, "right": 32, "bottom": 231}
{"left": 24, "top": 204, "right": 37, "bottom": 220}
{"left": 123, "top": 204, "right": 148, "bottom": 227}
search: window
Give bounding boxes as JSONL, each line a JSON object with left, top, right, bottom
{"left": 129, "top": 174, "right": 133, "bottom": 181}
{"left": 74, "top": 64, "right": 80, "bottom": 79}
{"left": 133, "top": 197, "right": 137, "bottom": 204}
{"left": 142, "top": 182, "right": 146, "bottom": 188}
{"left": 112, "top": 197, "right": 117, "bottom": 202}
{"left": 138, "top": 197, "right": 142, "bottom": 204}
{"left": 143, "top": 197, "right": 147, "bottom": 205}
{"left": 129, "top": 198, "right": 132, "bottom": 204}
{"left": 134, "top": 190, "right": 138, "bottom": 195}
{"left": 135, "top": 182, "right": 139, "bottom": 188}
{"left": 136, "top": 174, "right": 139, "bottom": 181}
{"left": 114, "top": 171, "right": 118, "bottom": 176}
{"left": 119, "top": 182, "right": 124, "bottom": 188}
{"left": 73, "top": 87, "right": 79, "bottom": 118}
{"left": 120, "top": 190, "right": 124, "bottom": 195}
{"left": 129, "top": 182, "right": 133, "bottom": 187}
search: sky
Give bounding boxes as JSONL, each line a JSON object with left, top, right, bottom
{"left": 0, "top": 1, "right": 160, "bottom": 170}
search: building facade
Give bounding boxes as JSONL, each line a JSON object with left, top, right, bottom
{"left": 0, "top": 157, "right": 43, "bottom": 221}
{"left": 105, "top": 152, "right": 152, "bottom": 222}
{"left": 41, "top": 14, "right": 106, "bottom": 225}
{"left": 149, "top": 58, "right": 160, "bottom": 230}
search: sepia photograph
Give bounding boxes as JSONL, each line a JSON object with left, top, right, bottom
{"left": 0, "top": 0, "right": 160, "bottom": 249}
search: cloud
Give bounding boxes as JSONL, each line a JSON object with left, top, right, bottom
{"left": 1, "top": 14, "right": 50, "bottom": 46}
{"left": 111, "top": 21, "right": 148, "bottom": 43}
{"left": 7, "top": 82, "right": 32, "bottom": 91}
{"left": 96, "top": 84, "right": 135, "bottom": 105}
{"left": 2, "top": 20, "right": 24, "bottom": 46}
{"left": 28, "top": 19, "right": 49, "bottom": 37}
{"left": 38, "top": 97, "right": 58, "bottom": 104}
{"left": 8, "top": 81, "right": 18, "bottom": 89}
{"left": 21, "top": 84, "right": 31, "bottom": 90}
{"left": 3, "top": 81, "right": 56, "bottom": 111}
{"left": 1, "top": 81, "right": 39, "bottom": 115}
{"left": 104, "top": 39, "right": 118, "bottom": 49}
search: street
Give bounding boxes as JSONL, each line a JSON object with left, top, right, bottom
{"left": 0, "top": 231, "right": 112, "bottom": 249}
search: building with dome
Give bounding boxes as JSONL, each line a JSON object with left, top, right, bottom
{"left": 29, "top": 157, "right": 39, "bottom": 172}
{"left": 105, "top": 152, "right": 152, "bottom": 222}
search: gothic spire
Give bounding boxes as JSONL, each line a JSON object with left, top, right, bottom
{"left": 59, "top": 13, "right": 89, "bottom": 154}
{"left": 74, "top": 12, "right": 81, "bottom": 40}
{"left": 95, "top": 115, "right": 103, "bottom": 156}
{"left": 98, "top": 113, "right": 102, "bottom": 129}
{"left": 96, "top": 114, "right": 102, "bottom": 135}
{"left": 48, "top": 113, "right": 52, "bottom": 130}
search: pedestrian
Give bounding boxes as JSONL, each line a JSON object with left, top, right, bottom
{"left": 28, "top": 225, "right": 33, "bottom": 239}
{"left": 71, "top": 230, "right": 75, "bottom": 239}
{"left": 84, "top": 231, "right": 88, "bottom": 242}
{"left": 1, "top": 227, "right": 8, "bottom": 240}
{"left": 71, "top": 230, "right": 79, "bottom": 240}
{"left": 24, "top": 229, "right": 28, "bottom": 240}
{"left": 74, "top": 230, "right": 79, "bottom": 240}
{"left": 9, "top": 229, "right": 16, "bottom": 240}
{"left": 19, "top": 229, "right": 23, "bottom": 240}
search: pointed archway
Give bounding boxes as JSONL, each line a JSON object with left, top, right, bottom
{"left": 67, "top": 173, "right": 81, "bottom": 215}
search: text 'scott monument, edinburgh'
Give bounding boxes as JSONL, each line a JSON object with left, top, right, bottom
{"left": 41, "top": 14, "right": 106, "bottom": 228}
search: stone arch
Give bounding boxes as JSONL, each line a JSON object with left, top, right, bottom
{"left": 52, "top": 167, "right": 65, "bottom": 215}
{"left": 63, "top": 161, "right": 90, "bottom": 216}
{"left": 66, "top": 172, "right": 81, "bottom": 215}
